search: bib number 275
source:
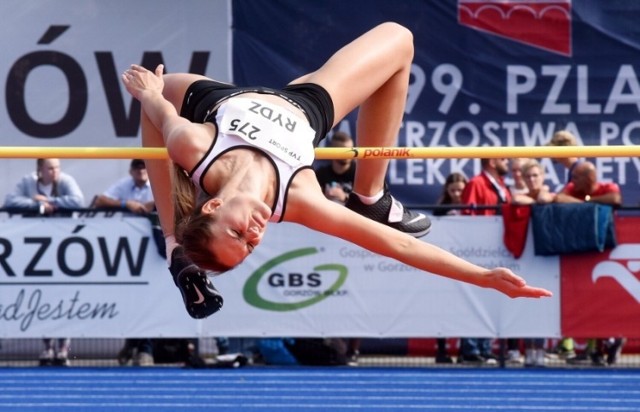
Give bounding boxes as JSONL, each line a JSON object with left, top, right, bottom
{"left": 229, "top": 119, "right": 261, "bottom": 140}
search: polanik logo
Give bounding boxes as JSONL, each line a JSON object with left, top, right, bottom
{"left": 242, "top": 247, "right": 348, "bottom": 311}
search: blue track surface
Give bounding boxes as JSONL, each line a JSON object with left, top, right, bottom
{"left": 0, "top": 367, "right": 639, "bottom": 411}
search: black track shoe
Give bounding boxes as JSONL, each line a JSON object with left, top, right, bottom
{"left": 345, "top": 188, "right": 431, "bottom": 238}
{"left": 169, "top": 246, "right": 224, "bottom": 319}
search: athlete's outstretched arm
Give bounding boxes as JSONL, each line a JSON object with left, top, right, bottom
{"left": 121, "top": 65, "right": 177, "bottom": 250}
{"left": 122, "top": 65, "right": 212, "bottom": 249}
{"left": 289, "top": 192, "right": 553, "bottom": 299}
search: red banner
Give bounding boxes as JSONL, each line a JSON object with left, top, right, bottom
{"left": 562, "top": 216, "right": 640, "bottom": 338}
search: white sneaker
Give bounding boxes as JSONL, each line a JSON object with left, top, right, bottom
{"left": 133, "top": 351, "right": 154, "bottom": 367}
{"left": 506, "top": 349, "right": 523, "bottom": 364}
{"left": 39, "top": 349, "right": 54, "bottom": 365}
{"left": 40, "top": 348, "right": 54, "bottom": 359}
{"left": 524, "top": 349, "right": 535, "bottom": 367}
{"left": 55, "top": 350, "right": 70, "bottom": 367}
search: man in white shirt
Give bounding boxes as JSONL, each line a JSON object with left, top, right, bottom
{"left": 93, "top": 159, "right": 154, "bottom": 213}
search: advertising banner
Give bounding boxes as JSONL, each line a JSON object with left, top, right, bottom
{"left": 202, "top": 217, "right": 560, "bottom": 338}
{"left": 232, "top": 0, "right": 640, "bottom": 206}
{"left": 562, "top": 216, "right": 640, "bottom": 338}
{"left": 0, "top": 214, "right": 195, "bottom": 338}
{"left": 0, "top": 215, "right": 561, "bottom": 338}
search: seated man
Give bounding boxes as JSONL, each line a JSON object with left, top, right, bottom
{"left": 555, "top": 161, "right": 621, "bottom": 207}
{"left": 555, "top": 160, "right": 622, "bottom": 365}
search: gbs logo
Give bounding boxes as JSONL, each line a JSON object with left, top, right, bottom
{"left": 243, "top": 248, "right": 347, "bottom": 311}
{"left": 267, "top": 272, "right": 321, "bottom": 288}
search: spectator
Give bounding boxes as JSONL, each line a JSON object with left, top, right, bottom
{"left": 461, "top": 158, "right": 511, "bottom": 216}
{"left": 4, "top": 158, "right": 84, "bottom": 366}
{"left": 433, "top": 172, "right": 467, "bottom": 217}
{"left": 546, "top": 130, "right": 582, "bottom": 192}
{"left": 92, "top": 159, "right": 155, "bottom": 214}
{"left": 458, "top": 158, "right": 511, "bottom": 364}
{"left": 314, "top": 131, "right": 356, "bottom": 205}
{"left": 513, "top": 160, "right": 554, "bottom": 367}
{"left": 555, "top": 161, "right": 623, "bottom": 365}
{"left": 509, "top": 158, "right": 530, "bottom": 197}
{"left": 504, "top": 159, "right": 531, "bottom": 364}
{"left": 314, "top": 131, "right": 361, "bottom": 364}
{"left": 4, "top": 158, "right": 84, "bottom": 215}
{"left": 513, "top": 160, "right": 556, "bottom": 205}
{"left": 555, "top": 161, "right": 622, "bottom": 207}
{"left": 543, "top": 131, "right": 584, "bottom": 360}
{"left": 432, "top": 172, "right": 468, "bottom": 364}
{"left": 93, "top": 159, "right": 157, "bottom": 366}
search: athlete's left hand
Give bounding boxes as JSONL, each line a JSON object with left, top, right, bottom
{"left": 121, "top": 64, "right": 165, "bottom": 100}
{"left": 482, "top": 267, "right": 553, "bottom": 299}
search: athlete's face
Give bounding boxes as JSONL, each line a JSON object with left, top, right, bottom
{"left": 202, "top": 195, "right": 271, "bottom": 268}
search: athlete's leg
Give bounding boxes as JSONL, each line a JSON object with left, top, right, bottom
{"left": 290, "top": 22, "right": 413, "bottom": 196}
{"left": 290, "top": 22, "right": 429, "bottom": 237}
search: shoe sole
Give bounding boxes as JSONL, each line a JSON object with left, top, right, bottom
{"left": 388, "top": 216, "right": 431, "bottom": 238}
{"left": 177, "top": 271, "right": 224, "bottom": 319}
{"left": 411, "top": 226, "right": 431, "bottom": 238}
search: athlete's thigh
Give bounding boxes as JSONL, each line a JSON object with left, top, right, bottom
{"left": 162, "top": 73, "right": 211, "bottom": 110}
{"left": 289, "top": 22, "right": 412, "bottom": 125}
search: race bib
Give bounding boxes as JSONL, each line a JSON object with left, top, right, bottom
{"left": 218, "top": 98, "right": 316, "bottom": 167}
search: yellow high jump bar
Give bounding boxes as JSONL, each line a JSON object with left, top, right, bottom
{"left": 0, "top": 145, "right": 638, "bottom": 160}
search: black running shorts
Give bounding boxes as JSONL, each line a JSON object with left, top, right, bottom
{"left": 179, "top": 80, "right": 335, "bottom": 146}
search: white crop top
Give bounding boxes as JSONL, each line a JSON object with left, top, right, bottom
{"left": 189, "top": 97, "right": 317, "bottom": 222}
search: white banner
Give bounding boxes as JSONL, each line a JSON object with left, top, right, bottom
{"left": 0, "top": 214, "right": 195, "bottom": 338}
{"left": 204, "top": 216, "right": 561, "bottom": 338}
{"left": 0, "top": 215, "right": 561, "bottom": 338}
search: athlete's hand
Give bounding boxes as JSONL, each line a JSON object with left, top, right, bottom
{"left": 482, "top": 267, "right": 553, "bottom": 299}
{"left": 121, "top": 64, "right": 165, "bottom": 101}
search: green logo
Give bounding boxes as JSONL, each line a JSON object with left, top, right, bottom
{"left": 243, "top": 247, "right": 347, "bottom": 311}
